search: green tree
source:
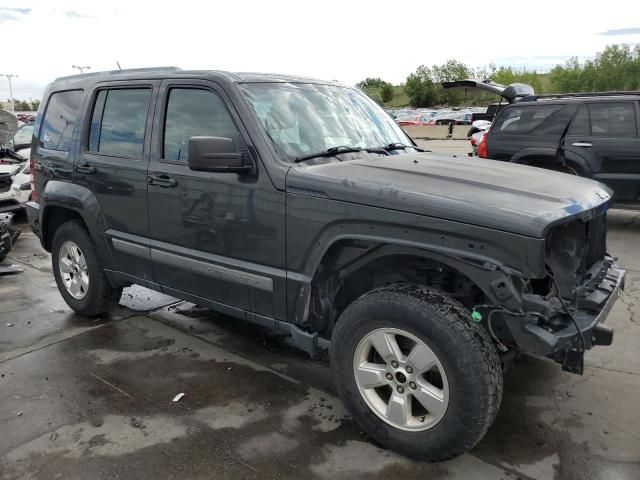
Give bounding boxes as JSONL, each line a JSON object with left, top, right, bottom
{"left": 404, "top": 65, "right": 439, "bottom": 107}
{"left": 549, "top": 44, "right": 640, "bottom": 93}
{"left": 380, "top": 83, "right": 393, "bottom": 103}
{"left": 30, "top": 99, "right": 40, "bottom": 111}
{"left": 357, "top": 77, "right": 394, "bottom": 104}
{"left": 356, "top": 77, "right": 387, "bottom": 90}
{"left": 14, "top": 100, "right": 31, "bottom": 111}
{"left": 431, "top": 59, "right": 473, "bottom": 104}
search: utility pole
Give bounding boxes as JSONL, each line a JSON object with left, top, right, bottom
{"left": 72, "top": 65, "right": 91, "bottom": 74}
{"left": 0, "top": 73, "right": 17, "bottom": 112}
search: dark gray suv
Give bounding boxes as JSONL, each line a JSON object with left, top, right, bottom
{"left": 27, "top": 67, "right": 624, "bottom": 460}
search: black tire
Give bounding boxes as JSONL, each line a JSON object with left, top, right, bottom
{"left": 330, "top": 284, "right": 502, "bottom": 461}
{"left": 51, "top": 221, "right": 122, "bottom": 317}
{"left": 0, "top": 227, "right": 11, "bottom": 262}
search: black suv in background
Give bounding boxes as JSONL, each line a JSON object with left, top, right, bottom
{"left": 26, "top": 68, "right": 624, "bottom": 461}
{"left": 443, "top": 80, "right": 640, "bottom": 206}
{"left": 484, "top": 93, "right": 640, "bottom": 207}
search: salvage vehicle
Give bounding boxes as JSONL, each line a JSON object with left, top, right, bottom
{"left": 1, "top": 115, "right": 33, "bottom": 213}
{"left": 444, "top": 80, "right": 640, "bottom": 207}
{"left": 26, "top": 68, "right": 624, "bottom": 461}
{"left": 0, "top": 212, "right": 20, "bottom": 263}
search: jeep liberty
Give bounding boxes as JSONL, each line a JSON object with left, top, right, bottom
{"left": 26, "top": 67, "right": 624, "bottom": 460}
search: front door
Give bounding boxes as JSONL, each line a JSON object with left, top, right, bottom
{"left": 147, "top": 80, "right": 286, "bottom": 318}
{"left": 73, "top": 81, "right": 159, "bottom": 281}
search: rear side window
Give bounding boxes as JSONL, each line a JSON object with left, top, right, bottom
{"left": 88, "top": 88, "right": 152, "bottom": 158}
{"left": 163, "top": 88, "right": 241, "bottom": 162}
{"left": 39, "top": 90, "right": 83, "bottom": 151}
{"left": 493, "top": 104, "right": 562, "bottom": 134}
{"left": 589, "top": 102, "right": 636, "bottom": 138}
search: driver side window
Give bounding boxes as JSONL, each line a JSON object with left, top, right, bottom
{"left": 163, "top": 88, "right": 241, "bottom": 162}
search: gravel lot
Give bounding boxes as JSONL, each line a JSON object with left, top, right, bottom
{"left": 1, "top": 202, "right": 639, "bottom": 479}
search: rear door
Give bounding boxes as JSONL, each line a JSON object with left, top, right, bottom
{"left": 33, "top": 89, "right": 84, "bottom": 193}
{"left": 486, "top": 103, "right": 567, "bottom": 161}
{"left": 73, "top": 81, "right": 159, "bottom": 281}
{"left": 564, "top": 101, "right": 640, "bottom": 202}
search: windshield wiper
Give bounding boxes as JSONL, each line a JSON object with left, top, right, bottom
{"left": 383, "top": 143, "right": 426, "bottom": 152}
{"left": 294, "top": 145, "right": 388, "bottom": 163}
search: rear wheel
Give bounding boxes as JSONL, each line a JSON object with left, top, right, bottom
{"left": 331, "top": 284, "right": 502, "bottom": 461}
{"left": 52, "top": 221, "right": 122, "bottom": 316}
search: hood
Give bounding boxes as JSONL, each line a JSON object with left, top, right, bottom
{"left": 286, "top": 153, "right": 611, "bottom": 238}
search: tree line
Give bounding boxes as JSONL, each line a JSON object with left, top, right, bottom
{"left": 358, "top": 44, "right": 640, "bottom": 108}
{"left": 0, "top": 99, "right": 40, "bottom": 111}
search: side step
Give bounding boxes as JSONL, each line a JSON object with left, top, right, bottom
{"left": 246, "top": 312, "right": 330, "bottom": 359}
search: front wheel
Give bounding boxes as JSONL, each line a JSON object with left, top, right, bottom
{"left": 51, "top": 221, "right": 122, "bottom": 317}
{"left": 331, "top": 284, "right": 503, "bottom": 461}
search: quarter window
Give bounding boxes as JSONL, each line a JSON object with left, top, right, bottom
{"left": 88, "top": 88, "right": 151, "bottom": 157}
{"left": 163, "top": 88, "right": 241, "bottom": 162}
{"left": 39, "top": 90, "right": 83, "bottom": 151}
{"left": 493, "top": 105, "right": 562, "bottom": 134}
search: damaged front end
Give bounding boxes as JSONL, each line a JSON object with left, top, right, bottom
{"left": 483, "top": 210, "right": 625, "bottom": 375}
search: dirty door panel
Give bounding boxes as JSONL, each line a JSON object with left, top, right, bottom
{"left": 147, "top": 80, "right": 286, "bottom": 318}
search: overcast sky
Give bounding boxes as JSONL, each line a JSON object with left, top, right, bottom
{"left": 1, "top": 0, "right": 640, "bottom": 101}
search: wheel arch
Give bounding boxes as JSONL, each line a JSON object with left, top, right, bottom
{"left": 40, "top": 180, "right": 115, "bottom": 269}
{"left": 510, "top": 147, "right": 558, "bottom": 167}
{"left": 298, "top": 237, "right": 523, "bottom": 338}
{"left": 511, "top": 147, "right": 590, "bottom": 176}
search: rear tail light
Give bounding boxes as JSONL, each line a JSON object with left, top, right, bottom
{"left": 29, "top": 152, "right": 38, "bottom": 202}
{"left": 478, "top": 132, "right": 488, "bottom": 158}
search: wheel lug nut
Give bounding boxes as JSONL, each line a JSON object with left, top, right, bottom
{"left": 397, "top": 386, "right": 404, "bottom": 394}
{"left": 391, "top": 361, "right": 399, "bottom": 369}
{"left": 385, "top": 373, "right": 393, "bottom": 381}
{"left": 406, "top": 366, "right": 413, "bottom": 374}
{"left": 409, "top": 382, "right": 417, "bottom": 390}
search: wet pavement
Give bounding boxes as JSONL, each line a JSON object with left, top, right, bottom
{"left": 1, "top": 212, "right": 639, "bottom": 480}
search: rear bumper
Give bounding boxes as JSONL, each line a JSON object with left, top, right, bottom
{"left": 505, "top": 256, "right": 624, "bottom": 373}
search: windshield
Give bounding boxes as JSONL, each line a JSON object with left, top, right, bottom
{"left": 240, "top": 82, "right": 412, "bottom": 162}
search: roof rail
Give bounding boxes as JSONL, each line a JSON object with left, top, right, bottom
{"left": 520, "top": 90, "right": 640, "bottom": 102}
{"left": 54, "top": 66, "right": 182, "bottom": 82}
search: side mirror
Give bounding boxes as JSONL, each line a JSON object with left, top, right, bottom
{"left": 187, "top": 136, "right": 252, "bottom": 174}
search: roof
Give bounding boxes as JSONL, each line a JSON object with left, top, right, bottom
{"left": 518, "top": 92, "right": 640, "bottom": 105}
{"left": 51, "top": 67, "right": 340, "bottom": 89}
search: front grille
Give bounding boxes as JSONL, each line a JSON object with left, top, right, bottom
{"left": 545, "top": 212, "right": 607, "bottom": 299}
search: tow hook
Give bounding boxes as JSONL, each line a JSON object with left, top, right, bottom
{"left": 562, "top": 349, "right": 584, "bottom": 375}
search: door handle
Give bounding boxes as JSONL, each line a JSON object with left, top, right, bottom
{"left": 147, "top": 174, "right": 178, "bottom": 188}
{"left": 572, "top": 142, "right": 592, "bottom": 148}
{"left": 75, "top": 163, "right": 96, "bottom": 174}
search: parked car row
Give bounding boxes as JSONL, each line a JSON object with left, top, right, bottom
{"left": 389, "top": 107, "right": 481, "bottom": 126}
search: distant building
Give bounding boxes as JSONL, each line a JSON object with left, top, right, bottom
{"left": 0, "top": 101, "right": 14, "bottom": 111}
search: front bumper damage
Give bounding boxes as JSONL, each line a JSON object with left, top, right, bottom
{"left": 500, "top": 256, "right": 625, "bottom": 374}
